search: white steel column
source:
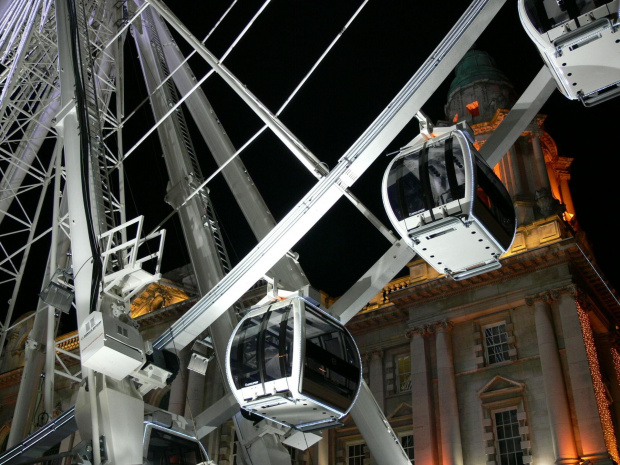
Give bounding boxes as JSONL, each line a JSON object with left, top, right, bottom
{"left": 408, "top": 326, "right": 437, "bottom": 465}
{"left": 150, "top": 11, "right": 310, "bottom": 292}
{"left": 435, "top": 321, "right": 463, "bottom": 465}
{"left": 530, "top": 294, "right": 578, "bottom": 464}
{"left": 184, "top": 366, "right": 206, "bottom": 421}
{"left": 168, "top": 348, "right": 190, "bottom": 415}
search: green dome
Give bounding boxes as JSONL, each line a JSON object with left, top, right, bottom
{"left": 447, "top": 49, "right": 511, "bottom": 97}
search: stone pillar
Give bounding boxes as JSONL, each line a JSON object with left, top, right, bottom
{"left": 558, "top": 172, "right": 576, "bottom": 219}
{"left": 408, "top": 326, "right": 437, "bottom": 465}
{"left": 507, "top": 146, "right": 522, "bottom": 196}
{"left": 531, "top": 135, "right": 551, "bottom": 193}
{"left": 530, "top": 294, "right": 579, "bottom": 464}
{"left": 555, "top": 290, "right": 614, "bottom": 464}
{"left": 435, "top": 321, "right": 463, "bottom": 465}
{"left": 368, "top": 351, "right": 385, "bottom": 411}
{"left": 317, "top": 430, "right": 329, "bottom": 465}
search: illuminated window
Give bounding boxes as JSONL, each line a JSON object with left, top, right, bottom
{"left": 396, "top": 355, "right": 411, "bottom": 392}
{"left": 493, "top": 408, "right": 524, "bottom": 465}
{"left": 482, "top": 322, "right": 510, "bottom": 365}
{"left": 398, "top": 432, "right": 415, "bottom": 463}
{"left": 479, "top": 377, "right": 531, "bottom": 464}
{"left": 347, "top": 442, "right": 367, "bottom": 465}
{"left": 466, "top": 100, "right": 480, "bottom": 116}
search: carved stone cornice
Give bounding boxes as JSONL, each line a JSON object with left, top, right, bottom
{"left": 405, "top": 324, "right": 433, "bottom": 339}
{"left": 0, "top": 367, "right": 23, "bottom": 389}
{"left": 349, "top": 236, "right": 620, "bottom": 334}
{"left": 551, "top": 284, "right": 578, "bottom": 301}
{"left": 525, "top": 292, "right": 552, "bottom": 306}
{"left": 435, "top": 319, "right": 454, "bottom": 332}
{"left": 526, "top": 285, "right": 578, "bottom": 307}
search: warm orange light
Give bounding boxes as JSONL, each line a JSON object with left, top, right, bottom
{"left": 130, "top": 283, "right": 190, "bottom": 318}
{"left": 577, "top": 301, "right": 620, "bottom": 463}
{"left": 453, "top": 113, "right": 459, "bottom": 123}
{"left": 611, "top": 347, "right": 620, "bottom": 388}
{"left": 466, "top": 101, "right": 480, "bottom": 116}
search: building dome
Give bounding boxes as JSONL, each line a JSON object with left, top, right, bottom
{"left": 444, "top": 48, "right": 517, "bottom": 125}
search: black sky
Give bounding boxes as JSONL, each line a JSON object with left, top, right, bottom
{"left": 145, "top": 0, "right": 619, "bottom": 298}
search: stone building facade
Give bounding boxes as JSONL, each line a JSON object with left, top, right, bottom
{"left": 327, "top": 49, "right": 620, "bottom": 465}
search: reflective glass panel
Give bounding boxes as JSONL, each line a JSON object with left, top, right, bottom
{"left": 473, "top": 157, "right": 515, "bottom": 244}
{"left": 230, "top": 316, "right": 261, "bottom": 389}
{"left": 146, "top": 428, "right": 206, "bottom": 465}
{"left": 263, "top": 306, "right": 293, "bottom": 382}
{"left": 347, "top": 443, "right": 367, "bottom": 465}
{"left": 303, "top": 307, "right": 360, "bottom": 408}
{"left": 385, "top": 137, "right": 466, "bottom": 221}
{"left": 494, "top": 409, "right": 524, "bottom": 465}
{"left": 523, "top": 0, "right": 597, "bottom": 33}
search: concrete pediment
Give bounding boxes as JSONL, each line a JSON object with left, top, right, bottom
{"left": 387, "top": 402, "right": 413, "bottom": 420}
{"left": 478, "top": 375, "right": 525, "bottom": 400}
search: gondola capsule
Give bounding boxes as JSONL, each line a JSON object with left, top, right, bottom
{"left": 226, "top": 296, "right": 362, "bottom": 431}
{"left": 518, "top": 0, "right": 620, "bottom": 106}
{"left": 382, "top": 123, "right": 516, "bottom": 281}
{"left": 144, "top": 418, "right": 211, "bottom": 464}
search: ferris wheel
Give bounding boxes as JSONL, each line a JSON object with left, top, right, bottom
{"left": 1, "top": 0, "right": 613, "bottom": 464}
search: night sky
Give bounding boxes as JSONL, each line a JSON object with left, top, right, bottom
{"left": 144, "top": 0, "right": 619, "bottom": 298}
{"left": 3, "top": 0, "right": 619, "bottom": 326}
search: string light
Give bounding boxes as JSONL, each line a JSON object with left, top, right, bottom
{"left": 576, "top": 301, "right": 620, "bottom": 464}
{"left": 611, "top": 346, "right": 620, "bottom": 387}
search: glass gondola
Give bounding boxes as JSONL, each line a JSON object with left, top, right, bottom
{"left": 382, "top": 123, "right": 516, "bottom": 281}
{"left": 226, "top": 296, "right": 362, "bottom": 432}
{"left": 143, "top": 420, "right": 212, "bottom": 465}
{"left": 518, "top": 0, "right": 620, "bottom": 106}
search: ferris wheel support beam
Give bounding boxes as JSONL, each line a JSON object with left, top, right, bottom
{"left": 145, "top": 0, "right": 329, "bottom": 179}
{"left": 150, "top": 11, "right": 310, "bottom": 292}
{"left": 0, "top": 90, "right": 60, "bottom": 227}
{"left": 329, "top": 239, "right": 415, "bottom": 325}
{"left": 148, "top": 2, "right": 507, "bottom": 464}
{"left": 153, "top": 0, "right": 506, "bottom": 352}
{"left": 479, "top": 65, "right": 556, "bottom": 167}
{"left": 133, "top": 11, "right": 295, "bottom": 463}
{"left": 4, "top": 144, "right": 58, "bottom": 448}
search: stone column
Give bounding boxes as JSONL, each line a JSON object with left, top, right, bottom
{"left": 558, "top": 171, "right": 576, "bottom": 219}
{"left": 317, "top": 430, "right": 329, "bottom": 465}
{"left": 530, "top": 294, "right": 578, "bottom": 464}
{"left": 507, "top": 146, "right": 522, "bottom": 196}
{"left": 435, "top": 320, "right": 463, "bottom": 465}
{"left": 555, "top": 289, "right": 614, "bottom": 464}
{"left": 531, "top": 135, "right": 551, "bottom": 193}
{"left": 368, "top": 351, "right": 385, "bottom": 411}
{"left": 408, "top": 326, "right": 437, "bottom": 465}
